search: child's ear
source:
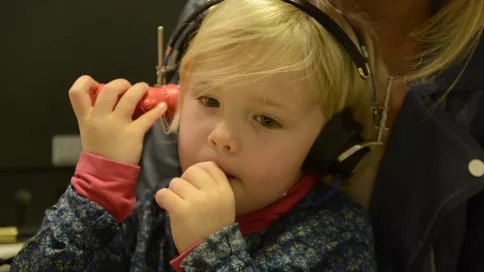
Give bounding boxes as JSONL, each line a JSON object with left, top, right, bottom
{"left": 179, "top": 71, "right": 187, "bottom": 90}
{"left": 179, "top": 70, "right": 185, "bottom": 84}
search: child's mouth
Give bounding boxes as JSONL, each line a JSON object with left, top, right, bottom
{"left": 223, "top": 172, "right": 236, "bottom": 181}
{"left": 216, "top": 164, "right": 236, "bottom": 181}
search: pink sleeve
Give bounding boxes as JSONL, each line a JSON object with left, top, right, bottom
{"left": 71, "top": 152, "right": 140, "bottom": 222}
{"left": 170, "top": 241, "right": 202, "bottom": 272}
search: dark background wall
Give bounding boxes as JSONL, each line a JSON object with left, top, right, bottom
{"left": 0, "top": 0, "right": 187, "bottom": 228}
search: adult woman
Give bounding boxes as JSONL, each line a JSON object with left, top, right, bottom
{"left": 139, "top": 0, "right": 484, "bottom": 271}
{"left": 339, "top": 0, "right": 484, "bottom": 271}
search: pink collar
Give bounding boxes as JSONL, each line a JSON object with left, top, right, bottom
{"left": 236, "top": 173, "right": 318, "bottom": 234}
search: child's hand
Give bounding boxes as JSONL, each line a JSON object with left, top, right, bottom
{"left": 69, "top": 76, "right": 168, "bottom": 165}
{"left": 155, "top": 162, "right": 236, "bottom": 253}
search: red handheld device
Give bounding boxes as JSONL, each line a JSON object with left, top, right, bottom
{"left": 91, "top": 84, "right": 180, "bottom": 119}
{"left": 90, "top": 26, "right": 180, "bottom": 119}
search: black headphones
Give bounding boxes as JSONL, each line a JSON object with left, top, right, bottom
{"left": 164, "top": 0, "right": 379, "bottom": 180}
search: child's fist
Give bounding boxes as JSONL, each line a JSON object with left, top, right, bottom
{"left": 69, "top": 75, "right": 167, "bottom": 165}
{"left": 155, "top": 162, "right": 236, "bottom": 253}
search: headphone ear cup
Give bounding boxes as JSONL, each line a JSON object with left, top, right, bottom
{"left": 302, "top": 108, "right": 369, "bottom": 177}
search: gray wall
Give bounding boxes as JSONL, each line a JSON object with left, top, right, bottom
{"left": 0, "top": 0, "right": 187, "bottom": 228}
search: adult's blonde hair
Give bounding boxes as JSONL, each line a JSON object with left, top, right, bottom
{"left": 408, "top": 0, "right": 484, "bottom": 84}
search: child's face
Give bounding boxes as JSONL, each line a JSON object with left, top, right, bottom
{"left": 178, "top": 67, "right": 324, "bottom": 215}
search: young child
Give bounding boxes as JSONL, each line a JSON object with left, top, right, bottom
{"left": 11, "top": 0, "right": 383, "bottom": 271}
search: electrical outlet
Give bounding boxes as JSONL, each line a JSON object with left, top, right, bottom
{"left": 51, "top": 135, "right": 82, "bottom": 167}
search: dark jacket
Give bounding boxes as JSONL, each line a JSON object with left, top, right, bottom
{"left": 137, "top": 0, "right": 484, "bottom": 271}
{"left": 370, "top": 30, "right": 484, "bottom": 272}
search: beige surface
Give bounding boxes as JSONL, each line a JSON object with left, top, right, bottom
{"left": 0, "top": 243, "right": 23, "bottom": 272}
{"left": 0, "top": 242, "right": 23, "bottom": 259}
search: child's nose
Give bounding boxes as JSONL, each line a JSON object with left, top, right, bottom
{"left": 208, "top": 124, "right": 239, "bottom": 153}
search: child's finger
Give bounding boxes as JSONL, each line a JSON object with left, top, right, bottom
{"left": 168, "top": 178, "right": 200, "bottom": 199}
{"left": 181, "top": 164, "right": 216, "bottom": 191}
{"left": 155, "top": 188, "right": 185, "bottom": 213}
{"left": 92, "top": 79, "right": 131, "bottom": 117}
{"left": 132, "top": 102, "right": 167, "bottom": 133}
{"left": 69, "top": 75, "right": 98, "bottom": 118}
{"left": 113, "top": 82, "right": 149, "bottom": 119}
{"left": 197, "top": 162, "right": 230, "bottom": 189}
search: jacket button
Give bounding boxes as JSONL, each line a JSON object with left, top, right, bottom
{"left": 468, "top": 159, "right": 484, "bottom": 177}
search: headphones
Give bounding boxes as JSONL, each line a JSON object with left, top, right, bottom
{"left": 162, "top": 0, "right": 383, "bottom": 181}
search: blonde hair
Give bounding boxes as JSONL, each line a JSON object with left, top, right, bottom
{"left": 169, "top": 0, "right": 385, "bottom": 136}
{"left": 164, "top": 0, "right": 387, "bottom": 189}
{"left": 408, "top": 0, "right": 484, "bottom": 84}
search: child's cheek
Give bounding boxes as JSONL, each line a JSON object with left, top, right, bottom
{"left": 243, "top": 151, "right": 287, "bottom": 181}
{"left": 178, "top": 102, "right": 203, "bottom": 169}
{"left": 245, "top": 142, "right": 303, "bottom": 185}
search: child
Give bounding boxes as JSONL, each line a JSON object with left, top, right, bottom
{"left": 11, "top": 0, "right": 383, "bottom": 271}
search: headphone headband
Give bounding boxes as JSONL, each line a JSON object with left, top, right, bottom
{"left": 165, "top": 0, "right": 371, "bottom": 79}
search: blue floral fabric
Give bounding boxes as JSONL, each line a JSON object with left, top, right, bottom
{"left": 11, "top": 182, "right": 376, "bottom": 271}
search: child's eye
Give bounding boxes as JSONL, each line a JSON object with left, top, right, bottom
{"left": 254, "top": 114, "right": 281, "bottom": 128}
{"left": 198, "top": 96, "right": 220, "bottom": 108}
